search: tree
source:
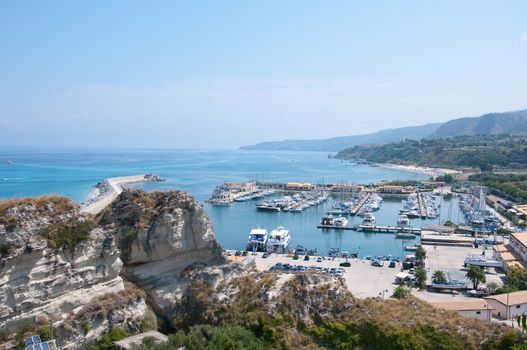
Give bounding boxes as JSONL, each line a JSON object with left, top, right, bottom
{"left": 415, "top": 246, "right": 427, "bottom": 262}
{"left": 392, "top": 285, "right": 411, "bottom": 299}
{"left": 466, "top": 265, "right": 486, "bottom": 290}
{"left": 507, "top": 266, "right": 527, "bottom": 290}
{"left": 432, "top": 270, "right": 447, "bottom": 284}
{"left": 415, "top": 267, "right": 427, "bottom": 289}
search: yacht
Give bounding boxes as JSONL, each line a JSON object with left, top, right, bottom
{"left": 333, "top": 216, "right": 349, "bottom": 227}
{"left": 360, "top": 213, "right": 375, "bottom": 230}
{"left": 266, "top": 226, "right": 291, "bottom": 253}
{"left": 246, "top": 228, "right": 268, "bottom": 252}
{"left": 321, "top": 215, "right": 335, "bottom": 226}
{"left": 397, "top": 214, "right": 410, "bottom": 227}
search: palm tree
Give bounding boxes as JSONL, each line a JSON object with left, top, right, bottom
{"left": 466, "top": 265, "right": 486, "bottom": 290}
{"left": 432, "top": 270, "right": 447, "bottom": 283}
{"left": 415, "top": 267, "right": 427, "bottom": 289}
{"left": 415, "top": 246, "right": 427, "bottom": 262}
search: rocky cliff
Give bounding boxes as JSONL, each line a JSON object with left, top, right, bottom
{"left": 0, "top": 190, "right": 225, "bottom": 347}
{"left": 97, "top": 189, "right": 225, "bottom": 316}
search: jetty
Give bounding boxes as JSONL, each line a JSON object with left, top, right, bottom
{"left": 81, "top": 174, "right": 165, "bottom": 215}
{"left": 417, "top": 192, "right": 427, "bottom": 218}
{"left": 317, "top": 224, "right": 421, "bottom": 234}
{"left": 349, "top": 193, "right": 371, "bottom": 215}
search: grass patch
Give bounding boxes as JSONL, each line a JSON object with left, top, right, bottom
{"left": 44, "top": 220, "right": 96, "bottom": 249}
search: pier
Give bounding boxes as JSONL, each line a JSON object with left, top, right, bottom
{"left": 417, "top": 192, "right": 428, "bottom": 218}
{"left": 349, "top": 192, "right": 371, "bottom": 215}
{"left": 317, "top": 224, "right": 421, "bottom": 234}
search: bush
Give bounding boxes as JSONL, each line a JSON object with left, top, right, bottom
{"left": 45, "top": 220, "right": 96, "bottom": 249}
{"left": 392, "top": 285, "right": 411, "bottom": 299}
{"left": 87, "top": 328, "right": 129, "bottom": 350}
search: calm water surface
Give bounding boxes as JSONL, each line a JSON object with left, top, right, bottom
{"left": 0, "top": 148, "right": 464, "bottom": 257}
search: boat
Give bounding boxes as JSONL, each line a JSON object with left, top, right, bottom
{"left": 431, "top": 280, "right": 466, "bottom": 290}
{"left": 321, "top": 215, "right": 334, "bottom": 226}
{"left": 256, "top": 201, "right": 281, "bottom": 211}
{"left": 246, "top": 228, "right": 268, "bottom": 252}
{"left": 404, "top": 245, "right": 419, "bottom": 251}
{"left": 266, "top": 226, "right": 291, "bottom": 253}
{"left": 395, "top": 233, "right": 416, "bottom": 239}
{"left": 359, "top": 213, "right": 375, "bottom": 230}
{"left": 464, "top": 254, "right": 504, "bottom": 268}
{"left": 333, "top": 216, "right": 349, "bottom": 227}
{"left": 397, "top": 214, "right": 410, "bottom": 227}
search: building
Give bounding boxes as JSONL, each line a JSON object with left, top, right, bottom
{"left": 509, "top": 232, "right": 527, "bottom": 261}
{"left": 492, "top": 232, "right": 527, "bottom": 271}
{"left": 377, "top": 185, "right": 413, "bottom": 196}
{"left": 285, "top": 182, "right": 314, "bottom": 191}
{"left": 114, "top": 331, "right": 169, "bottom": 350}
{"left": 432, "top": 300, "right": 493, "bottom": 322}
{"left": 331, "top": 184, "right": 363, "bottom": 193}
{"left": 514, "top": 205, "right": 527, "bottom": 220}
{"left": 484, "top": 290, "right": 527, "bottom": 319}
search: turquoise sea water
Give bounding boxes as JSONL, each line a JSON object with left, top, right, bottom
{"left": 0, "top": 149, "right": 463, "bottom": 258}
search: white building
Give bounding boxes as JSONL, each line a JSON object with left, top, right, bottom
{"left": 509, "top": 232, "right": 527, "bottom": 261}
{"left": 484, "top": 290, "right": 527, "bottom": 320}
{"left": 432, "top": 300, "right": 493, "bottom": 322}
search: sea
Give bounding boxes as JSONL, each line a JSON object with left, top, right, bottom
{"left": 0, "top": 148, "right": 465, "bottom": 259}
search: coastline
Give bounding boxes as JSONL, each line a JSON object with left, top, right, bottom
{"left": 81, "top": 174, "right": 164, "bottom": 215}
{"left": 378, "top": 163, "right": 460, "bottom": 178}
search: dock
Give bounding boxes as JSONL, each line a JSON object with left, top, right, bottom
{"left": 349, "top": 192, "right": 371, "bottom": 215}
{"left": 317, "top": 225, "right": 355, "bottom": 230}
{"left": 417, "top": 192, "right": 427, "bottom": 218}
{"left": 317, "top": 224, "right": 421, "bottom": 234}
{"left": 420, "top": 233, "right": 475, "bottom": 247}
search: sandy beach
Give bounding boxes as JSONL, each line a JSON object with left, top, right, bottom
{"left": 379, "top": 163, "right": 460, "bottom": 178}
{"left": 81, "top": 174, "right": 164, "bottom": 215}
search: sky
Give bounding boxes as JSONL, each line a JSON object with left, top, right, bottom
{"left": 1, "top": 1, "right": 527, "bottom": 149}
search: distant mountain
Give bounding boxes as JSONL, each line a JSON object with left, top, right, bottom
{"left": 430, "top": 109, "right": 527, "bottom": 138}
{"left": 240, "top": 123, "right": 442, "bottom": 152}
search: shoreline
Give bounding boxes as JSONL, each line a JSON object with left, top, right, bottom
{"left": 378, "top": 163, "right": 460, "bottom": 178}
{"left": 81, "top": 174, "right": 164, "bottom": 215}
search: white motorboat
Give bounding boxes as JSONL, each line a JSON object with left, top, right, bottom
{"left": 397, "top": 214, "right": 410, "bottom": 227}
{"left": 333, "top": 216, "right": 349, "bottom": 227}
{"left": 246, "top": 228, "right": 268, "bottom": 252}
{"left": 266, "top": 226, "right": 291, "bottom": 253}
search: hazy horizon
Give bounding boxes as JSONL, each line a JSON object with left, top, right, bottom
{"left": 1, "top": 1, "right": 526, "bottom": 149}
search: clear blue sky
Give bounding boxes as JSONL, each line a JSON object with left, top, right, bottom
{"left": 1, "top": 1, "right": 526, "bottom": 149}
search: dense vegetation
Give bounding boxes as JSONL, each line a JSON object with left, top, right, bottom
{"left": 336, "top": 134, "right": 527, "bottom": 171}
{"left": 128, "top": 273, "right": 522, "bottom": 350}
{"left": 469, "top": 173, "right": 527, "bottom": 202}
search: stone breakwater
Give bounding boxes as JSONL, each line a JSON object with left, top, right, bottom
{"left": 81, "top": 174, "right": 165, "bottom": 215}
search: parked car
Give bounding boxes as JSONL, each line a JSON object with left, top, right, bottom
{"left": 293, "top": 254, "right": 299, "bottom": 260}
{"left": 389, "top": 261, "right": 396, "bottom": 268}
{"left": 242, "top": 251, "right": 248, "bottom": 256}
{"left": 304, "top": 255, "right": 310, "bottom": 261}
{"left": 335, "top": 271, "right": 344, "bottom": 277}
{"left": 339, "top": 261, "right": 351, "bottom": 267}
{"left": 262, "top": 252, "right": 269, "bottom": 258}
{"left": 316, "top": 257, "right": 323, "bottom": 262}
{"left": 371, "top": 260, "right": 384, "bottom": 267}
{"left": 234, "top": 251, "right": 242, "bottom": 256}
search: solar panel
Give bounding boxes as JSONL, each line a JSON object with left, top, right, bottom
{"left": 33, "top": 335, "right": 42, "bottom": 344}
{"left": 34, "top": 344, "right": 42, "bottom": 350}
{"left": 42, "top": 342, "right": 50, "bottom": 350}
{"left": 25, "top": 338, "right": 34, "bottom": 346}
{"left": 26, "top": 346, "right": 34, "bottom": 350}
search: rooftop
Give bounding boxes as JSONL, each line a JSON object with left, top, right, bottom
{"left": 114, "top": 331, "right": 168, "bottom": 350}
{"left": 511, "top": 232, "right": 527, "bottom": 249}
{"left": 432, "top": 300, "right": 493, "bottom": 311}
{"left": 485, "top": 290, "right": 527, "bottom": 306}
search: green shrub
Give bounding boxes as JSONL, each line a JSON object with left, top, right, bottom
{"left": 45, "top": 220, "right": 96, "bottom": 249}
{"left": 87, "top": 328, "right": 129, "bottom": 350}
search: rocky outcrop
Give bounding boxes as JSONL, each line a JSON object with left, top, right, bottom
{"left": 97, "top": 189, "right": 224, "bottom": 316}
{"left": 0, "top": 189, "right": 226, "bottom": 345}
{"left": 0, "top": 197, "right": 127, "bottom": 336}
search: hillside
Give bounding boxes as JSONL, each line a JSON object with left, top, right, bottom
{"left": 240, "top": 123, "right": 442, "bottom": 152}
{"left": 241, "top": 108, "right": 527, "bottom": 152}
{"left": 430, "top": 109, "right": 527, "bottom": 138}
{"left": 335, "top": 134, "right": 527, "bottom": 171}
